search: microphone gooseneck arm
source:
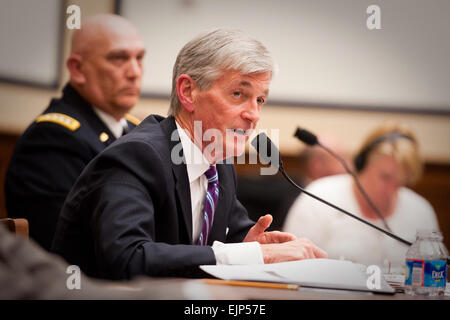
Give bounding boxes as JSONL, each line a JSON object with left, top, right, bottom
{"left": 277, "top": 162, "right": 412, "bottom": 246}
{"left": 295, "top": 127, "right": 392, "bottom": 232}
{"left": 318, "top": 142, "right": 392, "bottom": 232}
{"left": 251, "top": 133, "right": 412, "bottom": 247}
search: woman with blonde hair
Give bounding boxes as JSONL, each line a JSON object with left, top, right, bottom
{"left": 283, "top": 123, "right": 440, "bottom": 268}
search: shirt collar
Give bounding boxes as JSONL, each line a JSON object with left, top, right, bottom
{"left": 93, "top": 107, "right": 128, "bottom": 139}
{"left": 175, "top": 120, "right": 212, "bottom": 183}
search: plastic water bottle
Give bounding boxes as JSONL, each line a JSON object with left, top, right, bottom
{"left": 405, "top": 230, "right": 448, "bottom": 296}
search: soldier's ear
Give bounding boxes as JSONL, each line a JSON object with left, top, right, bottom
{"left": 66, "top": 54, "right": 86, "bottom": 85}
{"left": 176, "top": 74, "right": 197, "bottom": 113}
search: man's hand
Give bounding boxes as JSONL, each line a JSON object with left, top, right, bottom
{"left": 261, "top": 238, "right": 328, "bottom": 264}
{"left": 243, "top": 214, "right": 327, "bottom": 264}
{"left": 243, "top": 214, "right": 296, "bottom": 244}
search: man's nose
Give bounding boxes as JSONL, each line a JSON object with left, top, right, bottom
{"left": 126, "top": 58, "right": 142, "bottom": 79}
{"left": 242, "top": 100, "right": 260, "bottom": 125}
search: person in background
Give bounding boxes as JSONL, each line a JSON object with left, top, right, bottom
{"left": 283, "top": 123, "right": 440, "bottom": 268}
{"left": 297, "top": 134, "right": 349, "bottom": 185}
{"left": 5, "top": 14, "right": 145, "bottom": 250}
{"left": 52, "top": 28, "right": 327, "bottom": 280}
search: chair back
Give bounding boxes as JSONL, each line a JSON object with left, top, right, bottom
{"left": 0, "top": 218, "right": 29, "bottom": 238}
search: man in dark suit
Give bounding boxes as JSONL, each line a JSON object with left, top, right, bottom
{"left": 52, "top": 29, "right": 327, "bottom": 280}
{"left": 5, "top": 14, "right": 145, "bottom": 250}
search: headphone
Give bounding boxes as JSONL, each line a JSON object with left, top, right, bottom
{"left": 354, "top": 131, "right": 415, "bottom": 172}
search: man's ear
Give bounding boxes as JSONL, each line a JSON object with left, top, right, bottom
{"left": 66, "top": 54, "right": 86, "bottom": 85}
{"left": 176, "top": 74, "right": 197, "bottom": 113}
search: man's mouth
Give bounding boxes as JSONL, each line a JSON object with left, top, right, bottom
{"left": 122, "top": 87, "right": 140, "bottom": 95}
{"left": 231, "top": 128, "right": 252, "bottom": 136}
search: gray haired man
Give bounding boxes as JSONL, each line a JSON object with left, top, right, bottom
{"left": 52, "top": 29, "right": 327, "bottom": 280}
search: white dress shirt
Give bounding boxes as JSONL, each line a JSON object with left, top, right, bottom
{"left": 175, "top": 121, "right": 264, "bottom": 265}
{"left": 93, "top": 107, "right": 129, "bottom": 139}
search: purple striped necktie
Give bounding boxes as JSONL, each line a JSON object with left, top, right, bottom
{"left": 196, "top": 166, "right": 219, "bottom": 246}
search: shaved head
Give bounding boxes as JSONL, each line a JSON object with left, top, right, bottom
{"left": 71, "top": 14, "right": 141, "bottom": 56}
{"left": 66, "top": 14, "right": 145, "bottom": 120}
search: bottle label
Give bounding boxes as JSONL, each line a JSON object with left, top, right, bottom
{"left": 405, "top": 259, "right": 447, "bottom": 288}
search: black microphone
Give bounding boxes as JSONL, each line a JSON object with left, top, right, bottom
{"left": 294, "top": 127, "right": 392, "bottom": 232}
{"left": 294, "top": 127, "right": 318, "bottom": 146}
{"left": 250, "top": 132, "right": 284, "bottom": 170}
{"left": 251, "top": 133, "right": 412, "bottom": 247}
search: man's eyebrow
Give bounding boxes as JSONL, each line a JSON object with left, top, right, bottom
{"left": 106, "top": 48, "right": 146, "bottom": 57}
{"left": 238, "top": 80, "right": 252, "bottom": 88}
{"left": 237, "top": 81, "right": 269, "bottom": 95}
{"left": 136, "top": 48, "right": 146, "bottom": 56}
{"left": 106, "top": 49, "right": 129, "bottom": 57}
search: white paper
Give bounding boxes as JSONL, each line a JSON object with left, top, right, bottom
{"left": 200, "top": 258, "right": 395, "bottom": 294}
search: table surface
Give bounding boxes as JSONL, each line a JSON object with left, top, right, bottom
{"left": 104, "top": 277, "right": 450, "bottom": 300}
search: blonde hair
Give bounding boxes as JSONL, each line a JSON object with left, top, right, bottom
{"left": 354, "top": 123, "right": 423, "bottom": 185}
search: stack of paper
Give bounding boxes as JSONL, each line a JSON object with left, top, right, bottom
{"left": 383, "top": 274, "right": 405, "bottom": 293}
{"left": 200, "top": 258, "right": 395, "bottom": 294}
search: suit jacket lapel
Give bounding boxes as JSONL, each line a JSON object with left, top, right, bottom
{"left": 160, "top": 116, "right": 193, "bottom": 243}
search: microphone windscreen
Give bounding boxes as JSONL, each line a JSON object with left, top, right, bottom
{"left": 250, "top": 133, "right": 281, "bottom": 169}
{"left": 294, "top": 127, "right": 318, "bottom": 146}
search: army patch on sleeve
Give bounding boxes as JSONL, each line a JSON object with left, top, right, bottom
{"left": 36, "top": 113, "right": 80, "bottom": 131}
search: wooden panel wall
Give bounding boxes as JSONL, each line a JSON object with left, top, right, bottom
{"left": 0, "top": 132, "right": 18, "bottom": 218}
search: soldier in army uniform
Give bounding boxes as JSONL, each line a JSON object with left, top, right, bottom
{"left": 5, "top": 14, "right": 146, "bottom": 250}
